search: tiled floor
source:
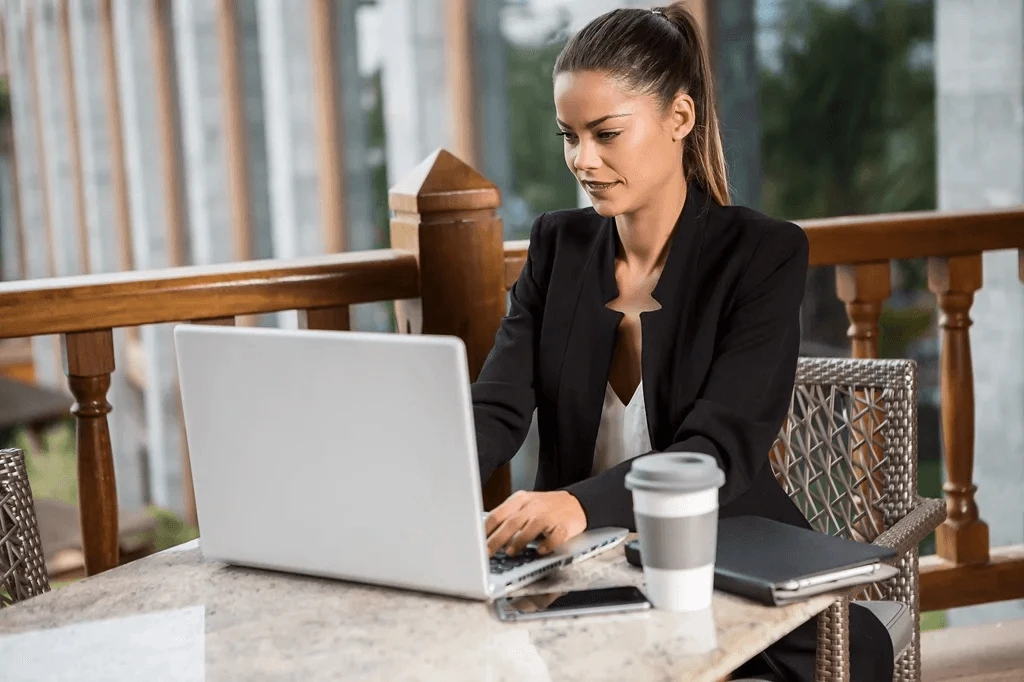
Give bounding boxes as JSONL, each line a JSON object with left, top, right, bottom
{"left": 921, "top": 619, "right": 1024, "bottom": 681}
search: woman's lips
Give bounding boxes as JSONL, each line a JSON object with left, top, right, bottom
{"left": 582, "top": 180, "right": 619, "bottom": 194}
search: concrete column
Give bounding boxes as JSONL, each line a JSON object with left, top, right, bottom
{"left": 936, "top": 0, "right": 1024, "bottom": 625}
{"left": 258, "top": 0, "right": 377, "bottom": 329}
{"left": 337, "top": 0, "right": 375, "bottom": 254}
{"left": 4, "top": 0, "right": 62, "bottom": 387}
{"left": 256, "top": 0, "right": 320, "bottom": 262}
{"left": 172, "top": 0, "right": 232, "bottom": 266}
{"left": 378, "top": 0, "right": 450, "bottom": 185}
{"left": 238, "top": 0, "right": 273, "bottom": 263}
{"left": 257, "top": 0, "right": 321, "bottom": 331}
{"left": 33, "top": 0, "right": 83, "bottom": 277}
{"left": 113, "top": 0, "right": 188, "bottom": 515}
{"left": 0, "top": 155, "right": 21, "bottom": 281}
{"left": 69, "top": 0, "right": 146, "bottom": 508}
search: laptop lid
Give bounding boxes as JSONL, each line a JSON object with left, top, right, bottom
{"left": 173, "top": 324, "right": 493, "bottom": 599}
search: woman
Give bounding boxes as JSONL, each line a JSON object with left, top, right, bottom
{"left": 471, "top": 3, "right": 892, "bottom": 681}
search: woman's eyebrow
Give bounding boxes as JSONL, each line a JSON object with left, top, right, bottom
{"left": 556, "top": 113, "right": 631, "bottom": 130}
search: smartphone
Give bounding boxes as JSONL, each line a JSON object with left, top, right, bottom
{"left": 494, "top": 585, "right": 651, "bottom": 622}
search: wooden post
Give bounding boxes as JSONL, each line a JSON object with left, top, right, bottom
{"left": 444, "top": 0, "right": 478, "bottom": 169}
{"left": 216, "top": 0, "right": 254, "bottom": 264}
{"left": 98, "top": 0, "right": 134, "bottom": 273}
{"left": 299, "top": 306, "right": 351, "bottom": 332}
{"left": 150, "top": 0, "right": 187, "bottom": 269}
{"left": 308, "top": 0, "right": 348, "bottom": 254}
{"left": 388, "top": 149, "right": 509, "bottom": 509}
{"left": 836, "top": 262, "right": 891, "bottom": 540}
{"left": 62, "top": 329, "right": 119, "bottom": 575}
{"left": 58, "top": 0, "right": 91, "bottom": 275}
{"left": 928, "top": 254, "right": 989, "bottom": 565}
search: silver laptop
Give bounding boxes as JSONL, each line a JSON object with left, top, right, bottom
{"left": 173, "top": 324, "right": 627, "bottom": 600}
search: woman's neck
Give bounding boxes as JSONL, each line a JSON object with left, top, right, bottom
{"left": 613, "top": 175, "right": 688, "bottom": 276}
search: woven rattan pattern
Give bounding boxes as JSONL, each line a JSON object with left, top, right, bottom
{"left": 770, "top": 358, "right": 939, "bottom": 682}
{"left": 0, "top": 448, "right": 50, "bottom": 608}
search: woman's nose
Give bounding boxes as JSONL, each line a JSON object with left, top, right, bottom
{"left": 573, "top": 138, "right": 600, "bottom": 172}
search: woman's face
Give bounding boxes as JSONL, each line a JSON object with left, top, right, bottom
{"left": 553, "top": 70, "right": 694, "bottom": 217}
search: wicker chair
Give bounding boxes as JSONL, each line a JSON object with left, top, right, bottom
{"left": 768, "top": 358, "right": 946, "bottom": 682}
{"left": 0, "top": 448, "right": 50, "bottom": 607}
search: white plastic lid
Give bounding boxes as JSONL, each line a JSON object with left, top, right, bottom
{"left": 624, "top": 452, "right": 725, "bottom": 493}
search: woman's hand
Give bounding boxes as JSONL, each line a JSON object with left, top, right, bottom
{"left": 484, "top": 490, "right": 588, "bottom": 556}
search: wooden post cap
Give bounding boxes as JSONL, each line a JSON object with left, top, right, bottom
{"left": 388, "top": 149, "right": 501, "bottom": 214}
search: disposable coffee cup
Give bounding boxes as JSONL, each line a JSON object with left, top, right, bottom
{"left": 624, "top": 452, "right": 725, "bottom": 612}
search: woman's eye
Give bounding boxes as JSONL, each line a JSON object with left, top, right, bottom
{"left": 598, "top": 131, "right": 620, "bottom": 141}
{"left": 557, "top": 131, "right": 578, "bottom": 144}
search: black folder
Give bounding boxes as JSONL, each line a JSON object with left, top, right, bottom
{"left": 714, "top": 516, "right": 899, "bottom": 606}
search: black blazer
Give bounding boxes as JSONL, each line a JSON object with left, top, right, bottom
{"left": 472, "top": 183, "right": 811, "bottom": 532}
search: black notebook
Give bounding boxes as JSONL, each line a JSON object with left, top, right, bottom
{"left": 713, "top": 516, "right": 899, "bottom": 606}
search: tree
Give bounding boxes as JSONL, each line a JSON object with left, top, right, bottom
{"left": 504, "top": 18, "right": 577, "bottom": 237}
{"left": 759, "top": 0, "right": 935, "bottom": 349}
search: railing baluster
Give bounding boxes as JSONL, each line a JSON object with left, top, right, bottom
{"left": 836, "top": 262, "right": 890, "bottom": 359}
{"left": 928, "top": 254, "right": 989, "bottom": 565}
{"left": 299, "top": 306, "right": 351, "bottom": 332}
{"left": 389, "top": 150, "right": 508, "bottom": 510}
{"left": 308, "top": 0, "right": 348, "bottom": 254}
{"left": 191, "top": 317, "right": 236, "bottom": 326}
{"left": 836, "top": 262, "right": 891, "bottom": 540}
{"left": 62, "top": 329, "right": 119, "bottom": 575}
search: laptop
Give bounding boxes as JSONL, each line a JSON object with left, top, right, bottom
{"left": 172, "top": 324, "right": 627, "bottom": 600}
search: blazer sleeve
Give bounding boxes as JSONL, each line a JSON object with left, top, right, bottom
{"left": 564, "top": 222, "right": 809, "bottom": 530}
{"left": 471, "top": 214, "right": 548, "bottom": 485}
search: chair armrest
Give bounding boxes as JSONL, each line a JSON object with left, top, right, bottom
{"left": 872, "top": 497, "right": 946, "bottom": 558}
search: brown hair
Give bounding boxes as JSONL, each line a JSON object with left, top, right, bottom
{"left": 552, "top": 2, "right": 730, "bottom": 205}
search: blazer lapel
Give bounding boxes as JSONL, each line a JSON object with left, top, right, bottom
{"left": 556, "top": 217, "right": 622, "bottom": 483}
{"left": 640, "top": 182, "right": 711, "bottom": 449}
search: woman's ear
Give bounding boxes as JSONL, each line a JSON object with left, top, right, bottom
{"left": 670, "top": 91, "right": 696, "bottom": 142}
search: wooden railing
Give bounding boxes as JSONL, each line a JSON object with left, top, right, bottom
{"left": 3, "top": 147, "right": 1023, "bottom": 614}
{"left": 0, "top": 149, "right": 508, "bottom": 576}
{"left": 511, "top": 209, "right": 1024, "bottom": 612}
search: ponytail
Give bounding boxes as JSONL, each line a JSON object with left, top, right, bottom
{"left": 659, "top": 3, "right": 730, "bottom": 206}
{"left": 553, "top": 1, "right": 731, "bottom": 205}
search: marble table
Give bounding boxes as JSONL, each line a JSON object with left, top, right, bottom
{"left": 0, "top": 539, "right": 840, "bottom": 681}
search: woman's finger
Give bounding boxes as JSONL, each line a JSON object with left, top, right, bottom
{"left": 535, "top": 523, "right": 570, "bottom": 555}
{"left": 504, "top": 513, "right": 549, "bottom": 556}
{"left": 486, "top": 510, "right": 529, "bottom": 556}
{"left": 484, "top": 490, "right": 529, "bottom": 537}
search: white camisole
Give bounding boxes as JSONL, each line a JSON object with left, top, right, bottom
{"left": 591, "top": 380, "right": 653, "bottom": 475}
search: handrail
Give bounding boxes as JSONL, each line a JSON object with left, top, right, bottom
{"left": 502, "top": 207, "right": 1024, "bottom": 288}
{"left": 0, "top": 250, "right": 419, "bottom": 338}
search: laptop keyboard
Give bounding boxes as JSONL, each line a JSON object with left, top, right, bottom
{"left": 490, "top": 547, "right": 542, "bottom": 574}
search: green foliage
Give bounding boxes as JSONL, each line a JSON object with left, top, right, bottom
{"left": 505, "top": 35, "right": 578, "bottom": 226}
{"left": 21, "top": 424, "right": 79, "bottom": 506}
{"left": 878, "top": 304, "right": 934, "bottom": 358}
{"left": 149, "top": 505, "right": 200, "bottom": 551}
{"left": 0, "top": 78, "right": 10, "bottom": 124}
{"left": 921, "top": 609, "right": 946, "bottom": 631}
{"left": 760, "top": 0, "right": 936, "bottom": 220}
{"left": 366, "top": 70, "right": 390, "bottom": 249}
